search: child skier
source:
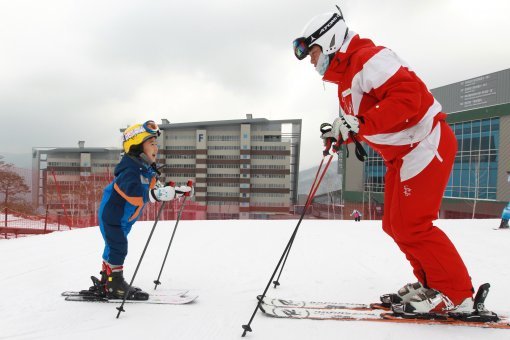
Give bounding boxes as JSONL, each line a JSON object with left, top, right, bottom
{"left": 294, "top": 7, "right": 478, "bottom": 315}
{"left": 94, "top": 120, "right": 192, "bottom": 300}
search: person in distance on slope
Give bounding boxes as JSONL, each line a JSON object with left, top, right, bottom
{"left": 95, "top": 120, "right": 193, "bottom": 300}
{"left": 497, "top": 202, "right": 510, "bottom": 229}
{"left": 350, "top": 209, "right": 362, "bottom": 222}
{"left": 293, "top": 7, "right": 475, "bottom": 314}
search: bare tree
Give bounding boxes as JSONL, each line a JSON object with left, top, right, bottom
{"left": 0, "top": 157, "right": 30, "bottom": 209}
{"left": 0, "top": 155, "right": 10, "bottom": 170}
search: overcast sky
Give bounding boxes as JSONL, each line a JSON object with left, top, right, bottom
{"left": 1, "top": 0, "right": 509, "bottom": 169}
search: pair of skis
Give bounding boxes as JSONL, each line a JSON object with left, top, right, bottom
{"left": 241, "top": 155, "right": 510, "bottom": 336}
{"left": 62, "top": 277, "right": 197, "bottom": 305}
{"left": 260, "top": 301, "right": 510, "bottom": 329}
{"left": 258, "top": 284, "right": 510, "bottom": 330}
{"left": 62, "top": 289, "right": 197, "bottom": 305}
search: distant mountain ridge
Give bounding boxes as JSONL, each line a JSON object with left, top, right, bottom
{"left": 298, "top": 159, "right": 342, "bottom": 196}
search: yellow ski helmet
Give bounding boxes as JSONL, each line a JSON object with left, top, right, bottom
{"left": 122, "top": 120, "right": 161, "bottom": 154}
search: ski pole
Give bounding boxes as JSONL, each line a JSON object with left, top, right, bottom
{"left": 116, "top": 199, "right": 167, "bottom": 318}
{"left": 272, "top": 155, "right": 330, "bottom": 288}
{"left": 241, "top": 155, "right": 333, "bottom": 337}
{"left": 153, "top": 180, "right": 193, "bottom": 290}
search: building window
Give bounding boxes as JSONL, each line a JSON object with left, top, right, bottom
{"left": 445, "top": 117, "right": 499, "bottom": 200}
{"left": 363, "top": 145, "right": 386, "bottom": 193}
{"left": 208, "top": 135, "right": 240, "bottom": 141}
{"left": 208, "top": 145, "right": 240, "bottom": 150}
{"left": 165, "top": 146, "right": 196, "bottom": 150}
{"left": 362, "top": 118, "right": 501, "bottom": 200}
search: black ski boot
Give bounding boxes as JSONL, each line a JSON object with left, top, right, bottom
{"left": 83, "top": 270, "right": 107, "bottom": 297}
{"left": 105, "top": 271, "right": 149, "bottom": 301}
{"left": 499, "top": 219, "right": 509, "bottom": 229}
{"left": 85, "top": 264, "right": 109, "bottom": 294}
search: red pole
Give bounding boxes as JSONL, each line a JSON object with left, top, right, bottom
{"left": 51, "top": 170, "right": 72, "bottom": 229}
{"left": 44, "top": 205, "right": 49, "bottom": 232}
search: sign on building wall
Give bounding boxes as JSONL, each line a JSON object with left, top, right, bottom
{"left": 431, "top": 69, "right": 510, "bottom": 113}
{"left": 196, "top": 130, "right": 206, "bottom": 148}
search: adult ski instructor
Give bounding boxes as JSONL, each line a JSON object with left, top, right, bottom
{"left": 293, "top": 6, "right": 475, "bottom": 315}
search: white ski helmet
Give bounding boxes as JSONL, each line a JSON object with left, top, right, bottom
{"left": 293, "top": 6, "right": 348, "bottom": 60}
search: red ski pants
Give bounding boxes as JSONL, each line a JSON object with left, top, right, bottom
{"left": 382, "top": 121, "right": 473, "bottom": 304}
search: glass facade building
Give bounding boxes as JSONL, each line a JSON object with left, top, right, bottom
{"left": 445, "top": 118, "right": 499, "bottom": 199}
{"left": 343, "top": 69, "right": 509, "bottom": 219}
{"left": 363, "top": 146, "right": 385, "bottom": 194}
{"left": 362, "top": 117, "right": 501, "bottom": 200}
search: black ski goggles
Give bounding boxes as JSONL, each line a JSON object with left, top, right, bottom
{"left": 293, "top": 12, "right": 343, "bottom": 60}
{"left": 293, "top": 37, "right": 310, "bottom": 60}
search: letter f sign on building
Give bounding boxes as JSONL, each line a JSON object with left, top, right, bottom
{"left": 196, "top": 130, "right": 206, "bottom": 147}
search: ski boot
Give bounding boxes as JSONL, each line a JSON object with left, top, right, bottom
{"left": 499, "top": 219, "right": 509, "bottom": 229}
{"left": 105, "top": 270, "right": 149, "bottom": 301}
{"left": 396, "top": 288, "right": 473, "bottom": 314}
{"left": 85, "top": 262, "right": 110, "bottom": 296}
{"left": 392, "top": 283, "right": 500, "bottom": 322}
{"left": 378, "top": 282, "right": 427, "bottom": 308}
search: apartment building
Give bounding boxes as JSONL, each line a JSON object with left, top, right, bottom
{"left": 32, "top": 142, "right": 121, "bottom": 215}
{"left": 32, "top": 116, "right": 302, "bottom": 220}
{"left": 157, "top": 116, "right": 301, "bottom": 219}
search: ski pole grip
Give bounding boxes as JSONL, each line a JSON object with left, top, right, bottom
{"left": 323, "top": 138, "right": 333, "bottom": 156}
{"left": 185, "top": 180, "right": 193, "bottom": 197}
{"left": 332, "top": 138, "right": 343, "bottom": 153}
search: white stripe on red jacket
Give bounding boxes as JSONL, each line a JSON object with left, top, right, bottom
{"left": 322, "top": 31, "right": 446, "bottom": 163}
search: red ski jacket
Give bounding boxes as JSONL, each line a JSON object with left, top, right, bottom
{"left": 322, "top": 31, "right": 446, "bottom": 162}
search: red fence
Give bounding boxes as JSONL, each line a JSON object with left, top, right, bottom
{"left": 0, "top": 207, "right": 72, "bottom": 239}
{"left": 0, "top": 200, "right": 207, "bottom": 239}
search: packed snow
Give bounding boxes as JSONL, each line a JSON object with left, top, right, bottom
{"left": 0, "top": 218, "right": 508, "bottom": 339}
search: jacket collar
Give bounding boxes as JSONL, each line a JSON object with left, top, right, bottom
{"left": 322, "top": 31, "right": 376, "bottom": 83}
{"left": 115, "top": 154, "right": 152, "bottom": 176}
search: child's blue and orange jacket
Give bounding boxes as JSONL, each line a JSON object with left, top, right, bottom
{"left": 98, "top": 154, "right": 158, "bottom": 233}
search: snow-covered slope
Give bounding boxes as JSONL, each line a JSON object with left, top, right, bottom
{"left": 0, "top": 219, "right": 508, "bottom": 339}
